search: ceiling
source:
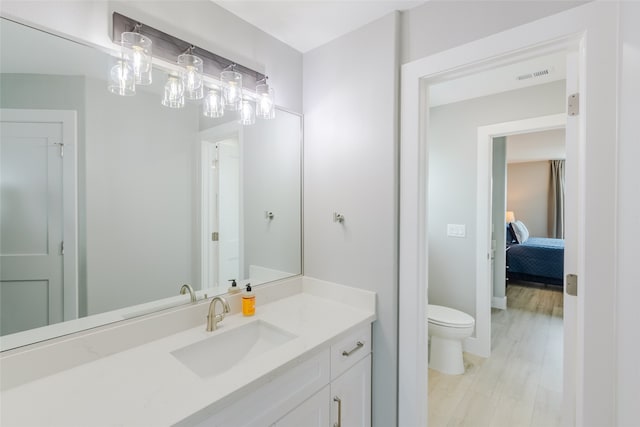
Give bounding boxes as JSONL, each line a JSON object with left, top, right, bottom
{"left": 213, "top": 0, "right": 425, "bottom": 53}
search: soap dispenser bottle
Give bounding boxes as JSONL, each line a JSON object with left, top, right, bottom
{"left": 242, "top": 284, "right": 255, "bottom": 316}
{"left": 228, "top": 279, "right": 241, "bottom": 294}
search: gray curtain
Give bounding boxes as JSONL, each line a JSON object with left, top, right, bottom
{"left": 549, "top": 160, "right": 565, "bottom": 238}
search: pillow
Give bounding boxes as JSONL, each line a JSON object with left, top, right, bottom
{"left": 512, "top": 220, "right": 530, "bottom": 244}
{"left": 506, "top": 223, "right": 518, "bottom": 244}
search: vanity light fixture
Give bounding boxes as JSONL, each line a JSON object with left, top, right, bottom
{"left": 121, "top": 30, "right": 152, "bottom": 85}
{"left": 107, "top": 55, "right": 135, "bottom": 96}
{"left": 255, "top": 77, "right": 275, "bottom": 120}
{"left": 221, "top": 64, "right": 243, "bottom": 112}
{"left": 109, "top": 12, "right": 273, "bottom": 126}
{"left": 239, "top": 99, "right": 256, "bottom": 126}
{"left": 203, "top": 88, "right": 225, "bottom": 118}
{"left": 161, "top": 74, "right": 185, "bottom": 109}
{"left": 178, "top": 48, "right": 204, "bottom": 100}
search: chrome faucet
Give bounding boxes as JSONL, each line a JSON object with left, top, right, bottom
{"left": 207, "top": 296, "right": 230, "bottom": 331}
{"left": 180, "top": 284, "right": 196, "bottom": 303}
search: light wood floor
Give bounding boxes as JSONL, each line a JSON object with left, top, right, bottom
{"left": 428, "top": 283, "right": 564, "bottom": 427}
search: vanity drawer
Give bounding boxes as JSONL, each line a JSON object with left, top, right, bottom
{"left": 330, "top": 325, "right": 371, "bottom": 380}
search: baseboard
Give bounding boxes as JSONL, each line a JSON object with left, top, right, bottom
{"left": 463, "top": 336, "right": 490, "bottom": 358}
{"left": 492, "top": 296, "right": 507, "bottom": 310}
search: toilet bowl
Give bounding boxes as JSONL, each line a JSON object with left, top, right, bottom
{"left": 428, "top": 304, "right": 475, "bottom": 375}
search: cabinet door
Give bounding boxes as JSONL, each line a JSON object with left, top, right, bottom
{"left": 330, "top": 354, "right": 371, "bottom": 427}
{"left": 275, "top": 385, "right": 330, "bottom": 427}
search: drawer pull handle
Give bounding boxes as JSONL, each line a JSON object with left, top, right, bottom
{"left": 342, "top": 341, "right": 364, "bottom": 357}
{"left": 333, "top": 396, "right": 342, "bottom": 427}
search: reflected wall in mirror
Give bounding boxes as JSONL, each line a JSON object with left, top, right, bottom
{"left": 0, "top": 18, "right": 302, "bottom": 347}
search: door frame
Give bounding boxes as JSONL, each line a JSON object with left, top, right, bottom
{"left": 399, "top": 3, "right": 618, "bottom": 426}
{"left": 0, "top": 108, "right": 78, "bottom": 321}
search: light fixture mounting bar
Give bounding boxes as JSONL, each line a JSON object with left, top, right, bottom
{"left": 112, "top": 12, "right": 266, "bottom": 89}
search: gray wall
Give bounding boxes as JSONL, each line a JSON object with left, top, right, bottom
{"left": 507, "top": 160, "right": 551, "bottom": 238}
{"left": 243, "top": 111, "right": 301, "bottom": 278}
{"left": 492, "top": 137, "right": 506, "bottom": 301}
{"left": 303, "top": 13, "right": 399, "bottom": 427}
{"left": 84, "top": 77, "right": 199, "bottom": 315}
{"left": 428, "top": 80, "right": 565, "bottom": 319}
{"left": 400, "top": 1, "right": 585, "bottom": 64}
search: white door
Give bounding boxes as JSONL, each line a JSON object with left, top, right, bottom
{"left": 0, "top": 109, "right": 77, "bottom": 335}
{"left": 330, "top": 354, "right": 372, "bottom": 427}
{"left": 275, "top": 385, "right": 331, "bottom": 427}
{"left": 217, "top": 140, "right": 240, "bottom": 284}
{"left": 203, "top": 141, "right": 220, "bottom": 288}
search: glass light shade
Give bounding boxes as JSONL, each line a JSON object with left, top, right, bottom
{"left": 506, "top": 211, "right": 516, "bottom": 223}
{"left": 221, "top": 69, "right": 243, "bottom": 111}
{"left": 107, "top": 55, "right": 135, "bottom": 96}
{"left": 238, "top": 99, "right": 255, "bottom": 125}
{"left": 121, "top": 32, "right": 152, "bottom": 85}
{"left": 161, "top": 75, "right": 185, "bottom": 108}
{"left": 178, "top": 54, "right": 204, "bottom": 100}
{"left": 203, "top": 88, "right": 225, "bottom": 118}
{"left": 255, "top": 82, "right": 275, "bottom": 119}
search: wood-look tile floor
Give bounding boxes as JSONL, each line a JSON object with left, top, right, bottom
{"left": 428, "top": 283, "right": 564, "bottom": 427}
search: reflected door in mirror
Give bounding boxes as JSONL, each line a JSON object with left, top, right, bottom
{"left": 1, "top": 110, "right": 77, "bottom": 335}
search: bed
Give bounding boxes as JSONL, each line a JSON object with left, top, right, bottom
{"left": 506, "top": 222, "right": 564, "bottom": 287}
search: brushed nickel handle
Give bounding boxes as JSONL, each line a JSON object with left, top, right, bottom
{"left": 333, "top": 396, "right": 342, "bottom": 427}
{"left": 342, "top": 341, "right": 364, "bottom": 357}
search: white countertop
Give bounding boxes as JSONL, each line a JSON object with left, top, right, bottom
{"left": 0, "top": 278, "right": 376, "bottom": 426}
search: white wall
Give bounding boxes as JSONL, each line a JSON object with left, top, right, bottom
{"left": 428, "top": 80, "right": 564, "bottom": 319}
{"left": 0, "top": 0, "right": 302, "bottom": 113}
{"left": 507, "top": 128, "right": 565, "bottom": 163}
{"left": 303, "top": 13, "right": 399, "bottom": 427}
{"left": 616, "top": 2, "right": 640, "bottom": 425}
{"left": 507, "top": 160, "right": 551, "bottom": 238}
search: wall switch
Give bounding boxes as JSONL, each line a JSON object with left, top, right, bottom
{"left": 447, "top": 224, "right": 466, "bottom": 238}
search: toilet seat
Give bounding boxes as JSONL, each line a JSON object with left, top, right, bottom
{"left": 428, "top": 304, "right": 474, "bottom": 328}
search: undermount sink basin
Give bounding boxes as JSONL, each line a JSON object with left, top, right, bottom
{"left": 171, "top": 320, "right": 296, "bottom": 378}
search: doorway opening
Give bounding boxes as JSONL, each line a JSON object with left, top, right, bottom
{"left": 424, "top": 51, "right": 572, "bottom": 424}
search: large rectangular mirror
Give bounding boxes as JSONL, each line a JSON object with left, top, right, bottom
{"left": 0, "top": 17, "right": 302, "bottom": 349}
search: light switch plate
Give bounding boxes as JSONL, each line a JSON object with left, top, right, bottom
{"left": 447, "top": 224, "right": 466, "bottom": 238}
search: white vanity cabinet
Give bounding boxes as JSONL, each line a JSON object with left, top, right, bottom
{"left": 274, "top": 385, "right": 331, "bottom": 427}
{"left": 275, "top": 325, "right": 371, "bottom": 427}
{"left": 192, "top": 324, "right": 372, "bottom": 427}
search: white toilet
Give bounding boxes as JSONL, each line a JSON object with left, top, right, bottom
{"left": 428, "top": 304, "right": 475, "bottom": 375}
